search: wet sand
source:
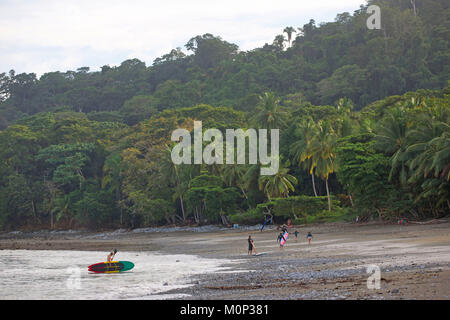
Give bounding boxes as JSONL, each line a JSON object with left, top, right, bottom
{"left": 1, "top": 221, "right": 449, "bottom": 300}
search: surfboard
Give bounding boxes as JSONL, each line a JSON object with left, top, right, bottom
{"left": 88, "top": 261, "right": 134, "bottom": 273}
{"left": 280, "top": 231, "right": 288, "bottom": 246}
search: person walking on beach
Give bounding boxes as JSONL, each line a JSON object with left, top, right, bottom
{"left": 107, "top": 249, "right": 117, "bottom": 262}
{"left": 294, "top": 230, "right": 299, "bottom": 241}
{"left": 306, "top": 232, "right": 313, "bottom": 245}
{"left": 248, "top": 236, "right": 258, "bottom": 255}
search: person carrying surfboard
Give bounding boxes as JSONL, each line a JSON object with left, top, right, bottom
{"left": 248, "top": 236, "right": 258, "bottom": 255}
{"left": 107, "top": 249, "right": 117, "bottom": 262}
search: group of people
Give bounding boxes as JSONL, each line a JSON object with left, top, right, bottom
{"left": 292, "top": 230, "right": 313, "bottom": 244}
{"left": 106, "top": 225, "right": 312, "bottom": 259}
{"left": 247, "top": 224, "right": 313, "bottom": 255}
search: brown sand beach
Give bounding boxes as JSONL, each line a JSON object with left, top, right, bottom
{"left": 0, "top": 220, "right": 449, "bottom": 300}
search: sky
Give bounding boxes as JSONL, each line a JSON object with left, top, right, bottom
{"left": 0, "top": 0, "right": 366, "bottom": 76}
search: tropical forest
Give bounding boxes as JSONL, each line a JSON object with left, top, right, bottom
{"left": 0, "top": 0, "right": 449, "bottom": 230}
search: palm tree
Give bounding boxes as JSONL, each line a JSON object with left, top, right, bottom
{"left": 220, "top": 160, "right": 249, "bottom": 200}
{"left": 258, "top": 160, "right": 297, "bottom": 200}
{"left": 405, "top": 105, "right": 450, "bottom": 209}
{"left": 309, "top": 121, "right": 338, "bottom": 211}
{"left": 251, "top": 92, "right": 287, "bottom": 130}
{"left": 374, "top": 106, "right": 409, "bottom": 185}
{"left": 160, "top": 145, "right": 189, "bottom": 222}
{"left": 283, "top": 27, "right": 296, "bottom": 48}
{"left": 290, "top": 118, "right": 319, "bottom": 196}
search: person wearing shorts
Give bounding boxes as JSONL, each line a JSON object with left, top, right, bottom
{"left": 306, "top": 232, "right": 313, "bottom": 245}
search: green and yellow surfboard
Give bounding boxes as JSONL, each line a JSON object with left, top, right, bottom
{"left": 88, "top": 261, "right": 134, "bottom": 273}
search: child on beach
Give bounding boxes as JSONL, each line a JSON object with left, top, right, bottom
{"left": 306, "top": 232, "right": 313, "bottom": 245}
{"left": 294, "top": 230, "right": 299, "bottom": 240}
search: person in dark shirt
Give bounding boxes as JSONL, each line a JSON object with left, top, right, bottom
{"left": 248, "top": 235, "right": 258, "bottom": 255}
{"left": 307, "top": 232, "right": 313, "bottom": 245}
{"left": 277, "top": 233, "right": 283, "bottom": 243}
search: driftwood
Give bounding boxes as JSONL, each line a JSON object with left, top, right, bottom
{"left": 407, "top": 219, "right": 447, "bottom": 225}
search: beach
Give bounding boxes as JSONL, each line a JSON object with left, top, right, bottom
{"left": 0, "top": 221, "right": 449, "bottom": 300}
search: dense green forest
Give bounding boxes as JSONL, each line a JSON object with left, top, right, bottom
{"left": 0, "top": 0, "right": 449, "bottom": 230}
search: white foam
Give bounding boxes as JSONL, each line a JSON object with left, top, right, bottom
{"left": 0, "top": 250, "right": 233, "bottom": 300}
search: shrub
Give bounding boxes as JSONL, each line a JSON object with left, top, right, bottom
{"left": 229, "top": 208, "right": 264, "bottom": 225}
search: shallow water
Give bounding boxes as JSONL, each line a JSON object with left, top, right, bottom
{"left": 0, "top": 250, "right": 231, "bottom": 300}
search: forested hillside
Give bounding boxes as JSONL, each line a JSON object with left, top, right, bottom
{"left": 0, "top": 0, "right": 448, "bottom": 230}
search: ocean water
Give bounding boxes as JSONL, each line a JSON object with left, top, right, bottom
{"left": 0, "top": 250, "right": 231, "bottom": 300}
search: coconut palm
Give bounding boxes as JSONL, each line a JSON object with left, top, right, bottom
{"left": 159, "top": 145, "right": 189, "bottom": 222}
{"left": 251, "top": 92, "right": 287, "bottom": 130}
{"left": 258, "top": 160, "right": 297, "bottom": 200}
{"left": 283, "top": 27, "right": 296, "bottom": 48}
{"left": 290, "top": 117, "right": 319, "bottom": 196}
{"left": 309, "top": 121, "right": 338, "bottom": 211}
{"left": 220, "top": 161, "right": 249, "bottom": 200}
{"left": 405, "top": 105, "right": 450, "bottom": 208}
{"left": 374, "top": 106, "right": 409, "bottom": 184}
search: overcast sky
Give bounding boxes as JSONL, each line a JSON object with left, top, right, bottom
{"left": 0, "top": 0, "right": 366, "bottom": 76}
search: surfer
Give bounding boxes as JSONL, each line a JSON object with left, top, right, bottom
{"left": 248, "top": 236, "right": 258, "bottom": 255}
{"left": 107, "top": 249, "right": 117, "bottom": 262}
{"left": 306, "top": 232, "right": 313, "bottom": 245}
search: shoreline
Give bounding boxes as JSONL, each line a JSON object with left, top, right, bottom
{"left": 1, "top": 221, "right": 449, "bottom": 299}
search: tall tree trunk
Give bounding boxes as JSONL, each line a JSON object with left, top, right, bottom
{"left": 410, "top": 0, "right": 417, "bottom": 16}
{"left": 31, "top": 199, "right": 38, "bottom": 222}
{"left": 179, "top": 194, "right": 186, "bottom": 222}
{"left": 348, "top": 193, "right": 354, "bottom": 207}
{"left": 311, "top": 171, "right": 318, "bottom": 197}
{"left": 325, "top": 178, "right": 331, "bottom": 211}
{"left": 347, "top": 184, "right": 354, "bottom": 207}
